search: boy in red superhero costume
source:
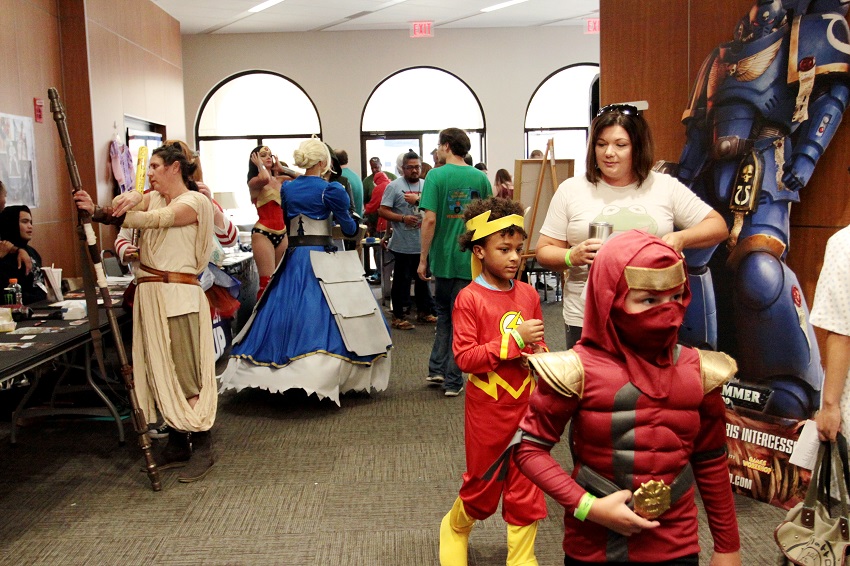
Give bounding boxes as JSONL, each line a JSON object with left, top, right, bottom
{"left": 515, "top": 230, "right": 741, "bottom": 565}
{"left": 440, "top": 197, "right": 548, "bottom": 565}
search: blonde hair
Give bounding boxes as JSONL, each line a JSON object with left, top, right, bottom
{"left": 293, "top": 137, "right": 331, "bottom": 174}
{"left": 163, "top": 139, "right": 203, "bottom": 182}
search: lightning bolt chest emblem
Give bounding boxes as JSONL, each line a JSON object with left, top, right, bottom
{"left": 500, "top": 311, "right": 525, "bottom": 334}
{"left": 469, "top": 310, "right": 535, "bottom": 400}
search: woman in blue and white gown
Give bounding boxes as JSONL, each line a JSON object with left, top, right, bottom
{"left": 219, "top": 138, "right": 391, "bottom": 404}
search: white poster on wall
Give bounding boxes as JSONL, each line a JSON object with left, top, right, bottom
{"left": 0, "top": 112, "right": 38, "bottom": 208}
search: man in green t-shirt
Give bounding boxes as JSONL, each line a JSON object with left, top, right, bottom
{"left": 417, "top": 128, "right": 492, "bottom": 396}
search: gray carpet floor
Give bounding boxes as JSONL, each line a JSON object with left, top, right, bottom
{"left": 0, "top": 296, "right": 788, "bottom": 565}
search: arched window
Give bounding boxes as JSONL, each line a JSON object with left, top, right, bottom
{"left": 195, "top": 71, "right": 321, "bottom": 225}
{"left": 361, "top": 67, "right": 485, "bottom": 175}
{"left": 525, "top": 64, "right": 599, "bottom": 179}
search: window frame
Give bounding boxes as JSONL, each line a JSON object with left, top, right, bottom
{"left": 360, "top": 66, "right": 487, "bottom": 174}
{"left": 524, "top": 63, "right": 600, "bottom": 160}
{"left": 194, "top": 70, "right": 323, "bottom": 150}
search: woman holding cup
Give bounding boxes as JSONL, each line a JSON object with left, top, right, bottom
{"left": 533, "top": 104, "right": 727, "bottom": 348}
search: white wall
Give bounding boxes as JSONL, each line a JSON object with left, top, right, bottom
{"left": 182, "top": 27, "right": 599, "bottom": 179}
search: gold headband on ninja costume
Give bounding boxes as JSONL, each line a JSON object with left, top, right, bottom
{"left": 624, "top": 260, "right": 686, "bottom": 292}
{"left": 467, "top": 211, "right": 525, "bottom": 279}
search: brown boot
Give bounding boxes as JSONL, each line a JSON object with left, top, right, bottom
{"left": 178, "top": 430, "right": 215, "bottom": 483}
{"left": 149, "top": 428, "right": 191, "bottom": 471}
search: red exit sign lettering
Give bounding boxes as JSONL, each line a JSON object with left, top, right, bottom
{"left": 410, "top": 21, "right": 433, "bottom": 38}
{"left": 586, "top": 18, "right": 600, "bottom": 34}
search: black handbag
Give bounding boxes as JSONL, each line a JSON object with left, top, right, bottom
{"left": 774, "top": 440, "right": 850, "bottom": 565}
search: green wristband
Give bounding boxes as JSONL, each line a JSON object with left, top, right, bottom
{"left": 565, "top": 248, "right": 573, "bottom": 268}
{"left": 510, "top": 328, "right": 525, "bottom": 349}
{"left": 574, "top": 492, "right": 596, "bottom": 521}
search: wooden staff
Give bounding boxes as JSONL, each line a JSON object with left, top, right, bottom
{"left": 48, "top": 87, "right": 161, "bottom": 491}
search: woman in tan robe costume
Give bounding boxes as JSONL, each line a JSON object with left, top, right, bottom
{"left": 75, "top": 142, "right": 215, "bottom": 483}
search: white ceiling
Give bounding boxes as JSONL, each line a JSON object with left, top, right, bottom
{"left": 151, "top": 0, "right": 600, "bottom": 35}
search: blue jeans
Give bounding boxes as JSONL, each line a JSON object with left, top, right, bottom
{"left": 428, "top": 277, "right": 469, "bottom": 391}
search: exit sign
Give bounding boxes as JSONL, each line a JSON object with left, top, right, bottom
{"left": 410, "top": 21, "right": 433, "bottom": 38}
{"left": 586, "top": 18, "right": 600, "bottom": 34}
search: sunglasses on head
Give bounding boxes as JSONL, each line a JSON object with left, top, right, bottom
{"left": 258, "top": 149, "right": 272, "bottom": 157}
{"left": 596, "top": 104, "right": 640, "bottom": 117}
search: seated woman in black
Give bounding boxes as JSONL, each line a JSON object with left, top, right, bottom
{"left": 0, "top": 205, "right": 46, "bottom": 304}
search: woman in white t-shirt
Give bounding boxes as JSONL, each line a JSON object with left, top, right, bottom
{"left": 535, "top": 104, "right": 728, "bottom": 347}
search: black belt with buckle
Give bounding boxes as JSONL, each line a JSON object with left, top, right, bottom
{"left": 288, "top": 235, "right": 334, "bottom": 247}
{"left": 574, "top": 462, "right": 695, "bottom": 520}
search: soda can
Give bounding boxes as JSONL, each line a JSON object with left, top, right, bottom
{"left": 588, "top": 222, "right": 613, "bottom": 241}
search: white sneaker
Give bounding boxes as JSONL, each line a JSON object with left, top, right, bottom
{"left": 426, "top": 375, "right": 444, "bottom": 385}
{"left": 444, "top": 387, "right": 463, "bottom": 397}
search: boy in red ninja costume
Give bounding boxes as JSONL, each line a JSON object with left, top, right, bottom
{"left": 514, "top": 230, "right": 741, "bottom": 565}
{"left": 440, "top": 197, "right": 548, "bottom": 565}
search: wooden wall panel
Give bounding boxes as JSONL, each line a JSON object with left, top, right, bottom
{"left": 27, "top": 0, "right": 57, "bottom": 16}
{"left": 159, "top": 8, "right": 182, "bottom": 68}
{"left": 68, "top": 0, "right": 185, "bottom": 253}
{"left": 0, "top": 0, "right": 189, "bottom": 274}
{"left": 84, "top": 0, "right": 121, "bottom": 34}
{"left": 86, "top": 21, "right": 123, "bottom": 209}
{"left": 118, "top": 40, "right": 148, "bottom": 121}
{"left": 119, "top": 0, "right": 147, "bottom": 51}
{"left": 599, "top": 0, "right": 690, "bottom": 163}
{"left": 687, "top": 1, "right": 750, "bottom": 86}
{"left": 4, "top": 0, "right": 81, "bottom": 278}
{"left": 0, "top": 0, "right": 21, "bottom": 113}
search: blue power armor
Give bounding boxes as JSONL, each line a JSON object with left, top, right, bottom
{"left": 669, "top": 0, "right": 850, "bottom": 419}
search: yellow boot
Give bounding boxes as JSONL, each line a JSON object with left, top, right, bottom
{"left": 506, "top": 521, "right": 539, "bottom": 566}
{"left": 439, "top": 497, "right": 476, "bottom": 566}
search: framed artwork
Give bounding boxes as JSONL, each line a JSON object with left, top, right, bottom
{"left": 0, "top": 113, "right": 38, "bottom": 208}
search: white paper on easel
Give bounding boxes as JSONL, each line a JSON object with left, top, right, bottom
{"left": 789, "top": 419, "right": 820, "bottom": 470}
{"left": 42, "top": 267, "right": 63, "bottom": 301}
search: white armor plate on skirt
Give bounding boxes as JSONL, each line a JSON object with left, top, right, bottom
{"left": 310, "top": 250, "right": 392, "bottom": 356}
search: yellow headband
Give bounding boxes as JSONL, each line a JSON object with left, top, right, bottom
{"left": 466, "top": 211, "right": 524, "bottom": 240}
{"left": 467, "top": 211, "right": 525, "bottom": 279}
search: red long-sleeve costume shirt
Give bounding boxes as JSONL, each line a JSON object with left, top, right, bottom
{"left": 452, "top": 279, "right": 548, "bottom": 525}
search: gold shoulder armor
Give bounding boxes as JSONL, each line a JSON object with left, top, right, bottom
{"left": 527, "top": 350, "right": 584, "bottom": 399}
{"left": 696, "top": 349, "right": 738, "bottom": 394}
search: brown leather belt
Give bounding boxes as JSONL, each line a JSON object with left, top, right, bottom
{"left": 135, "top": 263, "right": 200, "bottom": 286}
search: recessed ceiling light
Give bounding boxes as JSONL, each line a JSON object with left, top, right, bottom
{"left": 481, "top": 0, "right": 530, "bottom": 13}
{"left": 248, "top": 0, "right": 285, "bottom": 14}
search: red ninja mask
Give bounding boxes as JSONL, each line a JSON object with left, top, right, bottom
{"left": 580, "top": 230, "right": 691, "bottom": 399}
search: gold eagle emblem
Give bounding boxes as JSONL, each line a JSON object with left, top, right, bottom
{"left": 709, "top": 38, "right": 783, "bottom": 96}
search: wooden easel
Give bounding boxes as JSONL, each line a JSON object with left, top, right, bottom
{"left": 521, "top": 138, "right": 560, "bottom": 265}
